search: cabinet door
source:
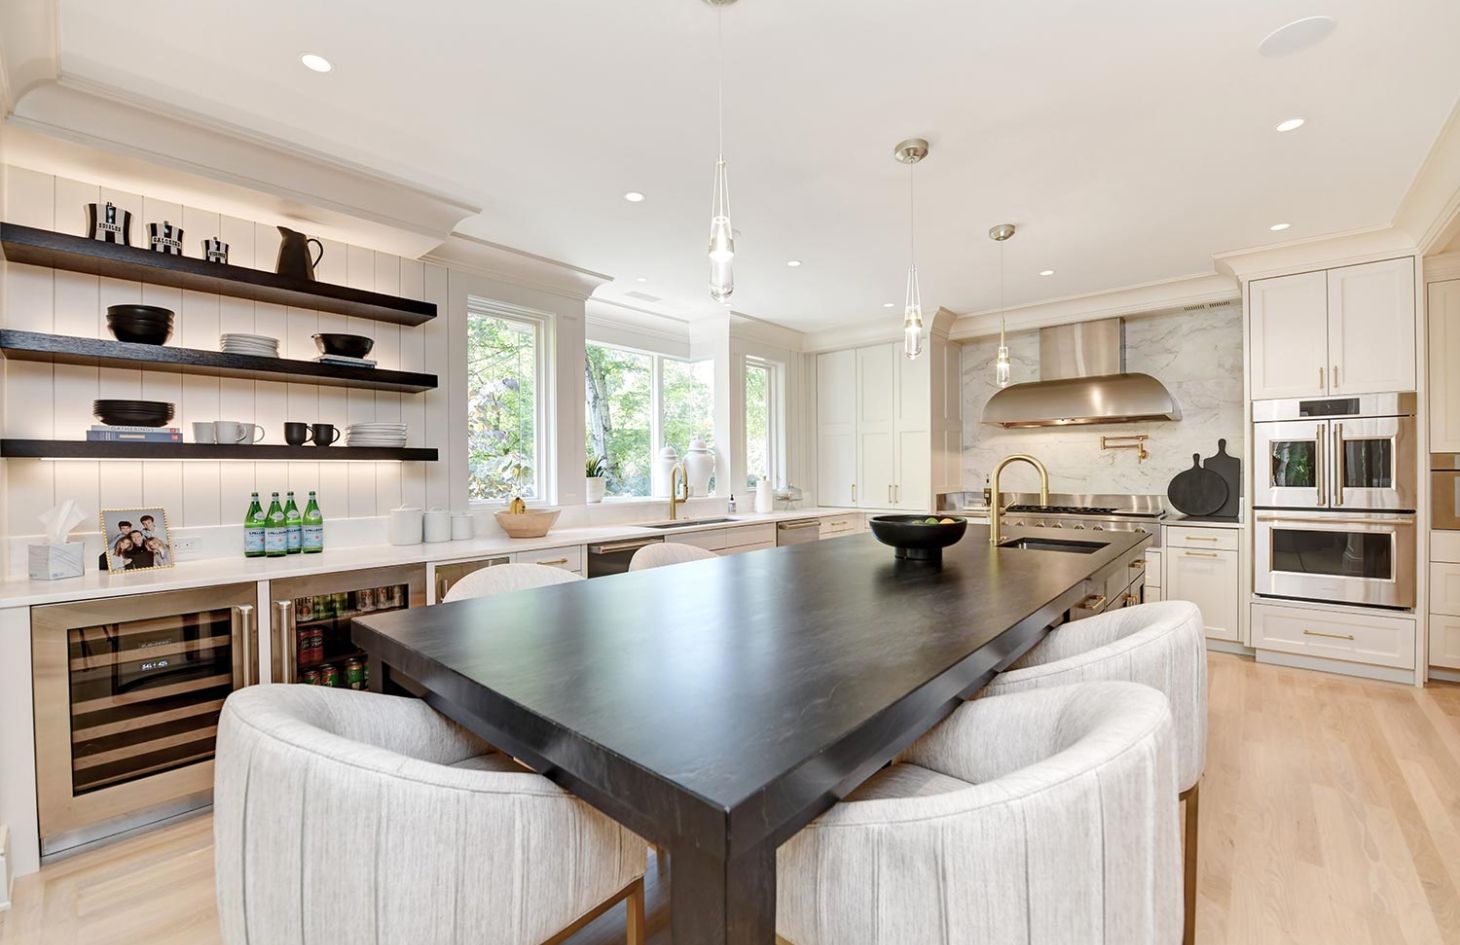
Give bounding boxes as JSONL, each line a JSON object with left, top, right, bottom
{"left": 1249, "top": 271, "right": 1329, "bottom": 399}
{"left": 1430, "top": 280, "right": 1460, "bottom": 452}
{"left": 1327, "top": 258, "right": 1415, "bottom": 394}
{"left": 1430, "top": 614, "right": 1460, "bottom": 670}
{"left": 896, "top": 429, "right": 931, "bottom": 511}
{"left": 816, "top": 349, "right": 858, "bottom": 506}
{"left": 1165, "top": 548, "right": 1240, "bottom": 641}
{"left": 857, "top": 344, "right": 897, "bottom": 507}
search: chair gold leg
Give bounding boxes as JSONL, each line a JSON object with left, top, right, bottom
{"left": 1181, "top": 782, "right": 1200, "bottom": 945}
{"left": 542, "top": 876, "right": 645, "bottom": 945}
{"left": 626, "top": 876, "right": 646, "bottom": 945}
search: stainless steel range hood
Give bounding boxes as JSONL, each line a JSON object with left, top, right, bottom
{"left": 982, "top": 318, "right": 1180, "bottom": 428}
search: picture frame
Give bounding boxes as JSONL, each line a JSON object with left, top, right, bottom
{"left": 100, "top": 507, "right": 175, "bottom": 574}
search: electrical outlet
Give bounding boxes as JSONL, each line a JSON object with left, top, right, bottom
{"left": 172, "top": 536, "right": 200, "bottom": 559}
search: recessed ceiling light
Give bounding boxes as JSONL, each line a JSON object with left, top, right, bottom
{"left": 300, "top": 53, "right": 332, "bottom": 73}
{"left": 1258, "top": 16, "right": 1337, "bottom": 56}
{"left": 786, "top": 259, "right": 802, "bottom": 268}
{"left": 1270, "top": 222, "right": 1292, "bottom": 231}
{"left": 1039, "top": 269, "right": 1055, "bottom": 276}
{"left": 635, "top": 277, "right": 648, "bottom": 283}
{"left": 1275, "top": 117, "right": 1306, "bottom": 133}
{"left": 623, "top": 191, "right": 645, "bottom": 203}
{"left": 883, "top": 302, "right": 895, "bottom": 308}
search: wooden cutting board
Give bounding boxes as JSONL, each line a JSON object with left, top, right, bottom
{"left": 1203, "top": 439, "right": 1242, "bottom": 519}
{"left": 1167, "top": 453, "right": 1228, "bottom": 517}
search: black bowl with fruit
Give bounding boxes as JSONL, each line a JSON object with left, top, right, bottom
{"left": 868, "top": 514, "right": 968, "bottom": 562}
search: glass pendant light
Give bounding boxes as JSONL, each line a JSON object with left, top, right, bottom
{"left": 894, "top": 138, "right": 930, "bottom": 359}
{"left": 989, "top": 223, "right": 1015, "bottom": 387}
{"left": 706, "top": 0, "right": 738, "bottom": 303}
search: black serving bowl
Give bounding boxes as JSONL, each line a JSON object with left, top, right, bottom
{"left": 868, "top": 514, "right": 968, "bottom": 562}
{"left": 106, "top": 304, "right": 174, "bottom": 345}
{"left": 93, "top": 399, "right": 174, "bottom": 427}
{"left": 313, "top": 333, "right": 374, "bottom": 359}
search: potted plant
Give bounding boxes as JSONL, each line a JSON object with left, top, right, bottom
{"left": 586, "top": 454, "right": 607, "bottom": 504}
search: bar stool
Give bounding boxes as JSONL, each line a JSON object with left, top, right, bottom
{"left": 442, "top": 562, "right": 583, "bottom": 602}
{"left": 628, "top": 542, "right": 718, "bottom": 570}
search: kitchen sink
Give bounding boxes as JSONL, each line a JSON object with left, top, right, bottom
{"left": 998, "top": 537, "right": 1105, "bottom": 554}
{"left": 641, "top": 517, "right": 738, "bottom": 529}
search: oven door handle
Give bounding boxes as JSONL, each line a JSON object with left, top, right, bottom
{"left": 1255, "top": 514, "right": 1415, "bottom": 527}
{"left": 1333, "top": 421, "right": 1344, "bottom": 507}
{"left": 1315, "top": 422, "right": 1325, "bottom": 506}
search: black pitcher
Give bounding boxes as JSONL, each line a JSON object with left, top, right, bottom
{"left": 276, "top": 226, "right": 324, "bottom": 281}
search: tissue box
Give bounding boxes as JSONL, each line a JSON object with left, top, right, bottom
{"left": 29, "top": 543, "right": 84, "bottom": 581}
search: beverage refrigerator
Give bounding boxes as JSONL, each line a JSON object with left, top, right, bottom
{"left": 31, "top": 584, "right": 260, "bottom": 857}
{"left": 268, "top": 565, "right": 427, "bottom": 685}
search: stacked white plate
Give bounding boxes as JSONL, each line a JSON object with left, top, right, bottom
{"left": 346, "top": 422, "right": 407, "bottom": 448}
{"left": 220, "top": 333, "right": 280, "bottom": 357}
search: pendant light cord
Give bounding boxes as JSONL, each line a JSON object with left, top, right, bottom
{"left": 999, "top": 237, "right": 1007, "bottom": 337}
{"left": 717, "top": 7, "right": 725, "bottom": 161}
{"left": 908, "top": 163, "right": 916, "bottom": 266}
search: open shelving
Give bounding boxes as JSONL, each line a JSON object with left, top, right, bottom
{"left": 0, "top": 440, "right": 437, "bottom": 462}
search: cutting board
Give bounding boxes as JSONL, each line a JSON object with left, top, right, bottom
{"left": 1203, "top": 439, "right": 1242, "bottom": 519}
{"left": 1167, "top": 453, "right": 1228, "bottom": 517}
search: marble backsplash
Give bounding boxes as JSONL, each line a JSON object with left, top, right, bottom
{"left": 960, "top": 302, "right": 1244, "bottom": 498}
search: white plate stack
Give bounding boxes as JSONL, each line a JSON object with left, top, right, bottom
{"left": 346, "top": 422, "right": 408, "bottom": 448}
{"left": 220, "top": 333, "right": 281, "bottom": 357}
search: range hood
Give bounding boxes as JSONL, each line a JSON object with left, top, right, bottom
{"left": 982, "top": 318, "right": 1180, "bottom": 428}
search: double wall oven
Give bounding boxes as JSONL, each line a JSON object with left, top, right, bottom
{"left": 1253, "top": 393, "right": 1416, "bottom": 609}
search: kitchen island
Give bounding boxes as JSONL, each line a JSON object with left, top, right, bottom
{"left": 353, "top": 524, "right": 1151, "bottom": 945}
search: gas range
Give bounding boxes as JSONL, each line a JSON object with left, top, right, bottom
{"left": 942, "top": 491, "right": 1169, "bottom": 545}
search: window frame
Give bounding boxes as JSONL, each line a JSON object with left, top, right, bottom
{"left": 743, "top": 354, "right": 783, "bottom": 490}
{"left": 465, "top": 298, "right": 553, "bottom": 507}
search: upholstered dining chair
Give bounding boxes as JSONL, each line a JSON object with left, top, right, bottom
{"left": 776, "top": 681, "right": 1182, "bottom": 945}
{"left": 628, "top": 541, "right": 718, "bottom": 570}
{"left": 978, "top": 599, "right": 1207, "bottom": 945}
{"left": 215, "top": 685, "right": 647, "bottom": 945}
{"left": 442, "top": 562, "right": 584, "bottom": 602}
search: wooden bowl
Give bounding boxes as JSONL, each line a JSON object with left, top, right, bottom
{"left": 868, "top": 514, "right": 968, "bottom": 562}
{"left": 495, "top": 508, "right": 561, "bottom": 539}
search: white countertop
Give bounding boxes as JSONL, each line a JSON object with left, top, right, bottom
{"left": 1166, "top": 516, "right": 1245, "bottom": 530}
{"left": 0, "top": 508, "right": 860, "bottom": 608}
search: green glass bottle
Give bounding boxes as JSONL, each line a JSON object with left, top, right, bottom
{"left": 243, "top": 492, "right": 266, "bottom": 558}
{"left": 284, "top": 490, "right": 303, "bottom": 555}
{"left": 302, "top": 491, "right": 324, "bottom": 554}
{"left": 264, "top": 492, "right": 288, "bottom": 558}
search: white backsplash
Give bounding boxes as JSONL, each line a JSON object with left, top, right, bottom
{"left": 960, "top": 303, "right": 1244, "bottom": 497}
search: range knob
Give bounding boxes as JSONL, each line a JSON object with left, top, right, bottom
{"left": 1072, "top": 523, "right": 1086, "bottom": 529}
{"left": 1049, "top": 522, "right": 1063, "bottom": 528}
{"left": 1093, "top": 524, "right": 1105, "bottom": 531}
{"left": 1134, "top": 526, "right": 1147, "bottom": 534}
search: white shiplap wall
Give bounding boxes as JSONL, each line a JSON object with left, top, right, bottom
{"left": 1, "top": 165, "right": 450, "bottom": 539}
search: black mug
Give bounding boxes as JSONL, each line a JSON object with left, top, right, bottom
{"left": 310, "top": 423, "right": 341, "bottom": 447}
{"left": 284, "top": 422, "right": 311, "bottom": 447}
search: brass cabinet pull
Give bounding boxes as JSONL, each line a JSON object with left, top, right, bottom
{"left": 1079, "top": 594, "right": 1107, "bottom": 610}
{"left": 1332, "top": 364, "right": 1340, "bottom": 389}
{"left": 536, "top": 557, "right": 569, "bottom": 566}
{"left": 828, "top": 520, "right": 849, "bottom": 527}
{"left": 1183, "top": 551, "right": 1219, "bottom": 558}
{"left": 888, "top": 484, "right": 893, "bottom": 503}
{"left": 1303, "top": 628, "right": 1355, "bottom": 641}
{"left": 851, "top": 483, "right": 856, "bottom": 503}
{"left": 779, "top": 521, "right": 820, "bottom": 530}
{"left": 1184, "top": 535, "right": 1220, "bottom": 542}
{"left": 1319, "top": 366, "right": 1325, "bottom": 390}
{"left": 1130, "top": 558, "right": 1146, "bottom": 569}
{"left": 1123, "top": 593, "right": 1139, "bottom": 606}
{"left": 1334, "top": 421, "right": 1345, "bottom": 507}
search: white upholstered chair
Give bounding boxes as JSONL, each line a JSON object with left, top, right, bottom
{"left": 776, "top": 681, "right": 1182, "bottom": 945}
{"left": 628, "top": 541, "right": 718, "bottom": 570}
{"left": 442, "top": 562, "right": 583, "bottom": 602}
{"left": 979, "top": 599, "right": 1207, "bottom": 945}
{"left": 214, "top": 686, "right": 647, "bottom": 945}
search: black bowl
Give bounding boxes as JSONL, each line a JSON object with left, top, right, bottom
{"left": 868, "top": 514, "right": 968, "bottom": 562}
{"left": 106, "top": 318, "right": 172, "bottom": 345}
{"left": 313, "top": 333, "right": 374, "bottom": 359}
{"left": 107, "top": 304, "right": 174, "bottom": 322}
{"left": 93, "top": 399, "right": 174, "bottom": 427}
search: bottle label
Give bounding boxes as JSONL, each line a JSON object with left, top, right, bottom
{"left": 303, "top": 525, "right": 324, "bottom": 552}
{"left": 287, "top": 525, "right": 302, "bottom": 552}
{"left": 244, "top": 527, "right": 265, "bottom": 554}
{"left": 264, "top": 529, "right": 287, "bottom": 554}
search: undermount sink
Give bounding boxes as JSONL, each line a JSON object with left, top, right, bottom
{"left": 641, "top": 517, "right": 738, "bottom": 530}
{"left": 998, "top": 537, "right": 1105, "bottom": 554}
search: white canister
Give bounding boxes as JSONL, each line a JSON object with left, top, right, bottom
{"left": 451, "top": 514, "right": 473, "bottom": 540}
{"left": 423, "top": 507, "right": 452, "bottom": 543}
{"left": 653, "top": 445, "right": 679, "bottom": 498}
{"left": 684, "top": 437, "right": 714, "bottom": 496}
{"left": 754, "top": 478, "right": 774, "bottom": 514}
{"left": 388, "top": 507, "right": 423, "bottom": 546}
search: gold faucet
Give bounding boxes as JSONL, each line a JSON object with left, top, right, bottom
{"left": 988, "top": 454, "right": 1051, "bottom": 545}
{"left": 668, "top": 463, "right": 689, "bottom": 521}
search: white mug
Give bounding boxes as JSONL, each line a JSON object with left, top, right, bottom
{"left": 192, "top": 421, "right": 217, "bottom": 444}
{"left": 214, "top": 420, "right": 264, "bottom": 444}
{"left": 423, "top": 507, "right": 452, "bottom": 544}
{"left": 388, "top": 507, "right": 423, "bottom": 546}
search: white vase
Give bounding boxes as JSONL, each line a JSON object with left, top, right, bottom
{"left": 653, "top": 446, "right": 679, "bottom": 498}
{"left": 586, "top": 476, "right": 606, "bottom": 503}
{"left": 684, "top": 438, "right": 715, "bottom": 496}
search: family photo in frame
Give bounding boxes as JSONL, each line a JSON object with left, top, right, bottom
{"left": 100, "top": 508, "right": 174, "bottom": 573}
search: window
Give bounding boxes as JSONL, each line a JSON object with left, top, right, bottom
{"left": 467, "top": 302, "right": 548, "bottom": 501}
{"left": 585, "top": 342, "right": 716, "bottom": 498}
{"left": 744, "top": 356, "right": 780, "bottom": 488}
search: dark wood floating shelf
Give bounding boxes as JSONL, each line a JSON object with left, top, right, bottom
{"left": 0, "top": 330, "right": 438, "bottom": 394}
{"left": 1, "top": 440, "right": 437, "bottom": 462}
{"left": 0, "top": 223, "right": 436, "bottom": 327}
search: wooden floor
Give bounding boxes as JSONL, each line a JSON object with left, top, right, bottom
{"left": 3, "top": 652, "right": 1459, "bottom": 945}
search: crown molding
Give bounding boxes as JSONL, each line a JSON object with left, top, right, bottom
{"left": 0, "top": 0, "right": 57, "bottom": 115}
{"left": 1424, "top": 250, "right": 1460, "bottom": 284}
{"left": 1212, "top": 225, "right": 1417, "bottom": 283}
{"left": 423, "top": 232, "right": 611, "bottom": 302}
{"left": 729, "top": 312, "right": 805, "bottom": 352}
{"left": 1395, "top": 96, "right": 1460, "bottom": 256}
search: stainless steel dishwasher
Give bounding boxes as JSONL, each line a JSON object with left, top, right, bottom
{"left": 776, "top": 519, "right": 822, "bottom": 546}
{"left": 586, "top": 536, "right": 663, "bottom": 577}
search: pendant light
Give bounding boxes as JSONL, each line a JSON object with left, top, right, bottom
{"left": 989, "top": 223, "right": 1015, "bottom": 387}
{"left": 705, "top": 0, "right": 738, "bottom": 302}
{"left": 894, "top": 138, "right": 930, "bottom": 360}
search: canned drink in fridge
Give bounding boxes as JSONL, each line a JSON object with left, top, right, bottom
{"left": 319, "top": 662, "right": 340, "bottom": 687}
{"left": 297, "top": 596, "right": 314, "bottom": 621}
{"left": 358, "top": 588, "right": 375, "bottom": 612}
{"left": 335, "top": 592, "right": 349, "bottom": 616}
{"left": 345, "top": 658, "right": 366, "bottom": 690}
{"left": 310, "top": 630, "right": 327, "bottom": 665}
{"left": 301, "top": 669, "right": 321, "bottom": 686}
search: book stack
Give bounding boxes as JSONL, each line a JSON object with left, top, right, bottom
{"left": 86, "top": 425, "right": 183, "bottom": 443}
{"left": 314, "top": 354, "right": 377, "bottom": 369}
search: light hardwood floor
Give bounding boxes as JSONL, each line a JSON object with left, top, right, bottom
{"left": 2, "top": 653, "right": 1458, "bottom": 945}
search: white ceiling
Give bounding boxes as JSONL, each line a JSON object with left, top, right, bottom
{"left": 54, "top": 0, "right": 1460, "bottom": 333}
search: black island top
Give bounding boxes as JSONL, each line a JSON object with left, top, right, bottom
{"left": 353, "top": 524, "right": 1150, "bottom": 945}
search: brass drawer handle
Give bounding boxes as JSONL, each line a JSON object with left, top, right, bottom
{"left": 1183, "top": 535, "right": 1220, "bottom": 542}
{"left": 536, "top": 558, "right": 569, "bottom": 566}
{"left": 1303, "top": 628, "right": 1355, "bottom": 641}
{"left": 1130, "top": 559, "right": 1146, "bottom": 569}
{"left": 1183, "top": 551, "right": 1219, "bottom": 558}
{"left": 1079, "top": 594, "right": 1107, "bottom": 610}
{"left": 828, "top": 520, "right": 849, "bottom": 527}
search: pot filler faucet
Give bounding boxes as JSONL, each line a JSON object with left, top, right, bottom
{"left": 989, "top": 454, "right": 1051, "bottom": 545}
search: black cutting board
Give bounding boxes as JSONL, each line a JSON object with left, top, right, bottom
{"left": 1203, "top": 439, "right": 1241, "bottom": 519}
{"left": 1168, "top": 453, "right": 1228, "bottom": 517}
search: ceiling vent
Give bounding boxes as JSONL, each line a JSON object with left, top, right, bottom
{"left": 625, "top": 291, "right": 662, "bottom": 303}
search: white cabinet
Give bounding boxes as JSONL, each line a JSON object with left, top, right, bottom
{"left": 1163, "top": 526, "right": 1240, "bottom": 642}
{"left": 1251, "top": 601, "right": 1415, "bottom": 670}
{"left": 816, "top": 348, "right": 858, "bottom": 507}
{"left": 856, "top": 344, "right": 898, "bottom": 508}
{"left": 513, "top": 545, "right": 583, "bottom": 574}
{"left": 1430, "top": 279, "right": 1460, "bottom": 452}
{"left": 1249, "top": 258, "right": 1415, "bottom": 401}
